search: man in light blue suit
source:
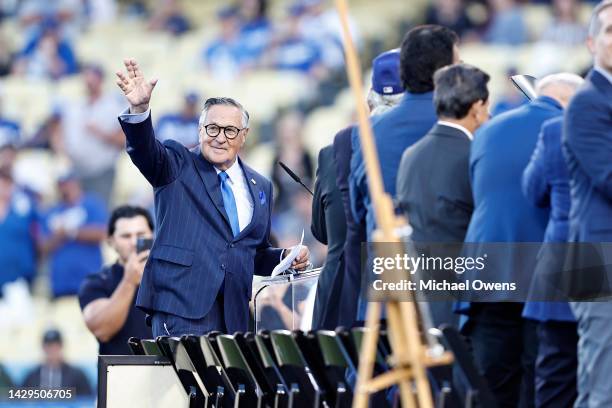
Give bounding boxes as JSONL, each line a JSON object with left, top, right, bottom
{"left": 563, "top": 2, "right": 612, "bottom": 406}
{"left": 115, "top": 59, "right": 310, "bottom": 337}
{"left": 461, "top": 74, "right": 581, "bottom": 407}
{"left": 522, "top": 86, "right": 583, "bottom": 407}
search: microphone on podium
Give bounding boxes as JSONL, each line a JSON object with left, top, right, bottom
{"left": 277, "top": 161, "right": 314, "bottom": 196}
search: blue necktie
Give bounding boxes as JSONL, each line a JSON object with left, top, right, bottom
{"left": 219, "top": 171, "right": 240, "bottom": 237}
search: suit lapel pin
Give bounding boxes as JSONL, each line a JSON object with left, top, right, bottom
{"left": 259, "top": 190, "right": 266, "bottom": 205}
{"left": 251, "top": 178, "right": 256, "bottom": 185}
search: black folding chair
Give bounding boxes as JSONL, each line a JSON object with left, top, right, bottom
{"left": 156, "top": 336, "right": 202, "bottom": 407}
{"left": 235, "top": 332, "right": 289, "bottom": 407}
{"left": 141, "top": 338, "right": 164, "bottom": 356}
{"left": 182, "top": 335, "right": 233, "bottom": 407}
{"left": 254, "top": 332, "right": 294, "bottom": 407}
{"left": 315, "top": 331, "right": 354, "bottom": 408}
{"left": 216, "top": 334, "right": 263, "bottom": 407}
{"left": 127, "top": 337, "right": 145, "bottom": 355}
{"left": 270, "top": 330, "right": 324, "bottom": 408}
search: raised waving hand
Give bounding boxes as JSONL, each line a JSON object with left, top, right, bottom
{"left": 116, "top": 58, "right": 158, "bottom": 114}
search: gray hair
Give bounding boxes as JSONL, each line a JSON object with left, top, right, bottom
{"left": 198, "top": 97, "right": 250, "bottom": 128}
{"left": 589, "top": 0, "right": 612, "bottom": 37}
{"left": 367, "top": 89, "right": 403, "bottom": 116}
{"left": 535, "top": 73, "right": 584, "bottom": 94}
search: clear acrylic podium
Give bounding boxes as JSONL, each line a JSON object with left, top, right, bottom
{"left": 253, "top": 268, "right": 321, "bottom": 332}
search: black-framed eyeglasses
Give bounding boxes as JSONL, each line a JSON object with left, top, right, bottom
{"left": 203, "top": 124, "right": 245, "bottom": 140}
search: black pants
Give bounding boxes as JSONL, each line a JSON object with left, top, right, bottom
{"left": 534, "top": 321, "right": 577, "bottom": 408}
{"left": 463, "top": 303, "right": 537, "bottom": 408}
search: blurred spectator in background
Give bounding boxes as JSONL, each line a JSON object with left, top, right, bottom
{"left": 12, "top": 19, "right": 78, "bottom": 80}
{"left": 61, "top": 64, "right": 124, "bottom": 203}
{"left": 40, "top": 172, "right": 106, "bottom": 298}
{"left": 239, "top": 0, "right": 272, "bottom": 66}
{"left": 491, "top": 67, "right": 528, "bottom": 116}
{"left": 297, "top": 0, "right": 356, "bottom": 72}
{"left": 0, "top": 34, "right": 14, "bottom": 76}
{"left": 539, "top": 0, "right": 587, "bottom": 46}
{"left": 84, "top": 0, "right": 117, "bottom": 26}
{"left": 0, "top": 141, "right": 17, "bottom": 174}
{"left": 271, "top": 110, "right": 313, "bottom": 213}
{"left": 17, "top": 0, "right": 84, "bottom": 41}
{"left": 203, "top": 6, "right": 249, "bottom": 81}
{"left": 0, "top": 363, "right": 14, "bottom": 394}
{"left": 263, "top": 4, "right": 326, "bottom": 79}
{"left": 0, "top": 165, "right": 38, "bottom": 290}
{"left": 484, "top": 0, "right": 528, "bottom": 45}
{"left": 0, "top": 99, "right": 21, "bottom": 147}
{"left": 155, "top": 91, "right": 200, "bottom": 148}
{"left": 147, "top": 0, "right": 190, "bottom": 36}
{"left": 79, "top": 205, "right": 153, "bottom": 355}
{"left": 425, "top": 0, "right": 478, "bottom": 40}
{"left": 23, "top": 108, "right": 65, "bottom": 154}
{"left": 21, "top": 329, "right": 92, "bottom": 396}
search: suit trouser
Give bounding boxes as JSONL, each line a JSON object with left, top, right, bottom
{"left": 463, "top": 303, "right": 537, "bottom": 408}
{"left": 151, "top": 290, "right": 226, "bottom": 337}
{"left": 570, "top": 302, "right": 612, "bottom": 408}
{"left": 534, "top": 320, "right": 578, "bottom": 408}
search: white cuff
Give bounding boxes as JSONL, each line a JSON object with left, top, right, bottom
{"left": 119, "top": 108, "right": 150, "bottom": 124}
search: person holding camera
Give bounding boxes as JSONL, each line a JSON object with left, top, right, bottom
{"left": 78, "top": 205, "right": 154, "bottom": 355}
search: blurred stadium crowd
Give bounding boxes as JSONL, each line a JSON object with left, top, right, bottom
{"left": 0, "top": 0, "right": 602, "bottom": 404}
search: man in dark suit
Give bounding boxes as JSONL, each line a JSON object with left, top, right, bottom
{"left": 312, "top": 49, "right": 405, "bottom": 329}
{"left": 396, "top": 63, "right": 491, "bottom": 328}
{"left": 311, "top": 145, "right": 346, "bottom": 330}
{"left": 460, "top": 73, "right": 584, "bottom": 407}
{"left": 350, "top": 25, "right": 460, "bottom": 320}
{"left": 562, "top": 2, "right": 612, "bottom": 406}
{"left": 115, "top": 59, "right": 310, "bottom": 336}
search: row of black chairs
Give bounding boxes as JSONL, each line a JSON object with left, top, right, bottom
{"left": 128, "top": 325, "right": 496, "bottom": 408}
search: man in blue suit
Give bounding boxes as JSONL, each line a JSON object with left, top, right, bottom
{"left": 522, "top": 91, "right": 583, "bottom": 407}
{"left": 462, "top": 74, "right": 582, "bottom": 407}
{"left": 563, "top": 2, "right": 612, "bottom": 406}
{"left": 349, "top": 25, "right": 459, "bottom": 320}
{"left": 115, "top": 59, "right": 310, "bottom": 337}
{"left": 350, "top": 25, "right": 459, "bottom": 241}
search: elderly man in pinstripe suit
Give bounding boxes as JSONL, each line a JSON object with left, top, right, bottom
{"left": 115, "top": 58, "right": 310, "bottom": 337}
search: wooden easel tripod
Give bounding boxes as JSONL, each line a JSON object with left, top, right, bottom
{"left": 333, "top": 1, "right": 454, "bottom": 407}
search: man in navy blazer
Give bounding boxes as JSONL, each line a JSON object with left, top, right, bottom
{"left": 523, "top": 108, "right": 583, "bottom": 407}
{"left": 562, "top": 2, "right": 612, "bottom": 406}
{"left": 461, "top": 74, "right": 583, "bottom": 407}
{"left": 115, "top": 59, "right": 310, "bottom": 336}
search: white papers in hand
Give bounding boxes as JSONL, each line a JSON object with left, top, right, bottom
{"left": 271, "top": 229, "right": 304, "bottom": 277}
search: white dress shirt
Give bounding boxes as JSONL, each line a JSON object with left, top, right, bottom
{"left": 119, "top": 108, "right": 254, "bottom": 232}
{"left": 437, "top": 120, "right": 474, "bottom": 140}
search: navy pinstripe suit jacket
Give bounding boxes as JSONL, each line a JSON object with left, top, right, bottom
{"left": 119, "top": 114, "right": 282, "bottom": 332}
